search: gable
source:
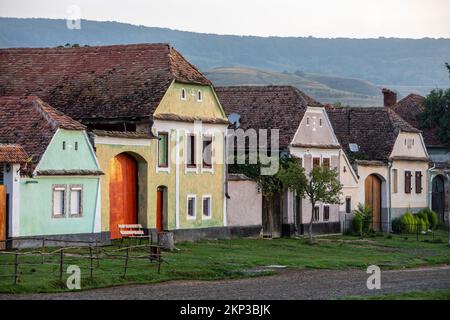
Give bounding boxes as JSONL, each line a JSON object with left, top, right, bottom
{"left": 389, "top": 132, "right": 428, "bottom": 160}
{"left": 36, "top": 129, "right": 99, "bottom": 172}
{"left": 291, "top": 107, "right": 340, "bottom": 147}
{"left": 153, "top": 81, "right": 227, "bottom": 122}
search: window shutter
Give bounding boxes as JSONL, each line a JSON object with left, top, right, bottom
{"left": 404, "top": 171, "right": 412, "bottom": 194}
{"left": 313, "top": 157, "right": 320, "bottom": 169}
{"left": 415, "top": 171, "right": 422, "bottom": 193}
{"left": 323, "top": 158, "right": 330, "bottom": 170}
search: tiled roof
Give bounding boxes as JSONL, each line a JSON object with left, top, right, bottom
{"left": 0, "top": 96, "right": 85, "bottom": 170}
{"left": 92, "top": 130, "right": 156, "bottom": 139}
{"left": 0, "top": 44, "right": 211, "bottom": 122}
{"left": 326, "top": 106, "right": 420, "bottom": 162}
{"left": 0, "top": 144, "right": 29, "bottom": 163}
{"left": 393, "top": 94, "right": 443, "bottom": 147}
{"left": 215, "top": 86, "right": 321, "bottom": 149}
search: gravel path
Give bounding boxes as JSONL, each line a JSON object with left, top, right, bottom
{"left": 1, "top": 265, "right": 449, "bottom": 300}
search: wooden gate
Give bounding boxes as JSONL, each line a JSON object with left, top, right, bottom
{"left": 0, "top": 185, "right": 6, "bottom": 250}
{"left": 262, "top": 193, "right": 282, "bottom": 238}
{"left": 432, "top": 175, "right": 445, "bottom": 222}
{"left": 365, "top": 175, "right": 382, "bottom": 231}
{"left": 109, "top": 154, "right": 138, "bottom": 239}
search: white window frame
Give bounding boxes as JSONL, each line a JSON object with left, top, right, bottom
{"left": 52, "top": 185, "right": 66, "bottom": 218}
{"left": 181, "top": 88, "right": 187, "bottom": 101}
{"left": 323, "top": 205, "right": 330, "bottom": 221}
{"left": 202, "top": 195, "right": 212, "bottom": 219}
{"left": 197, "top": 89, "right": 203, "bottom": 102}
{"left": 187, "top": 194, "right": 197, "bottom": 220}
{"left": 69, "top": 185, "right": 83, "bottom": 217}
{"left": 313, "top": 205, "right": 320, "bottom": 222}
{"left": 185, "top": 133, "right": 198, "bottom": 173}
{"left": 201, "top": 135, "right": 214, "bottom": 173}
{"left": 306, "top": 117, "right": 310, "bottom": 126}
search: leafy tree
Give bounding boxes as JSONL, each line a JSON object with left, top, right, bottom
{"left": 278, "top": 160, "right": 342, "bottom": 244}
{"left": 446, "top": 62, "right": 450, "bottom": 78}
{"left": 417, "top": 88, "right": 450, "bottom": 147}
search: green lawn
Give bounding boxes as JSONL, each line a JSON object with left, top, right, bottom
{"left": 344, "top": 289, "right": 450, "bottom": 300}
{"left": 0, "top": 231, "right": 449, "bottom": 294}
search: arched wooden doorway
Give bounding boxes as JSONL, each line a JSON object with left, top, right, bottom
{"left": 156, "top": 186, "right": 167, "bottom": 232}
{"left": 365, "top": 174, "right": 382, "bottom": 231}
{"left": 109, "top": 153, "right": 138, "bottom": 239}
{"left": 432, "top": 175, "right": 445, "bottom": 223}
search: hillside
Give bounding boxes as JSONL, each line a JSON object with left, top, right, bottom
{"left": 1, "top": 17, "right": 450, "bottom": 89}
{"left": 205, "top": 67, "right": 382, "bottom": 106}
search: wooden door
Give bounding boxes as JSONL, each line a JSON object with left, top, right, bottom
{"left": 365, "top": 175, "right": 381, "bottom": 231}
{"left": 0, "top": 186, "right": 6, "bottom": 250}
{"left": 109, "top": 154, "right": 138, "bottom": 239}
{"left": 432, "top": 176, "right": 445, "bottom": 222}
{"left": 156, "top": 189, "right": 163, "bottom": 232}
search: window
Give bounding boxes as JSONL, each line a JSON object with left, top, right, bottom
{"left": 202, "top": 136, "right": 212, "bottom": 168}
{"left": 323, "top": 206, "right": 330, "bottom": 221}
{"left": 187, "top": 195, "right": 196, "bottom": 218}
{"left": 181, "top": 88, "right": 186, "bottom": 100}
{"left": 392, "top": 169, "right": 398, "bottom": 193}
{"left": 202, "top": 196, "right": 211, "bottom": 218}
{"left": 404, "top": 171, "right": 412, "bottom": 194}
{"left": 158, "top": 132, "right": 169, "bottom": 167}
{"left": 345, "top": 197, "right": 351, "bottom": 214}
{"left": 69, "top": 185, "right": 82, "bottom": 216}
{"left": 52, "top": 185, "right": 66, "bottom": 217}
{"left": 306, "top": 117, "right": 310, "bottom": 126}
{"left": 313, "top": 157, "right": 321, "bottom": 169}
{"left": 0, "top": 164, "right": 4, "bottom": 185}
{"left": 74, "top": 142, "right": 78, "bottom": 151}
{"left": 313, "top": 206, "right": 320, "bottom": 222}
{"left": 187, "top": 134, "right": 196, "bottom": 168}
{"left": 415, "top": 171, "right": 422, "bottom": 194}
{"left": 197, "top": 90, "right": 203, "bottom": 102}
{"left": 319, "top": 118, "right": 323, "bottom": 127}
{"left": 62, "top": 141, "right": 66, "bottom": 150}
{"left": 322, "top": 158, "right": 330, "bottom": 170}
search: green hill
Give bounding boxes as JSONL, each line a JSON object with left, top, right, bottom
{"left": 205, "top": 67, "right": 382, "bottom": 106}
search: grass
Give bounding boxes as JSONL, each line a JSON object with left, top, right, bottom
{"left": 344, "top": 289, "right": 450, "bottom": 300}
{"left": 0, "top": 230, "right": 449, "bottom": 294}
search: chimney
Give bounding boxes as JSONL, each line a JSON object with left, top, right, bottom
{"left": 382, "top": 88, "right": 397, "bottom": 107}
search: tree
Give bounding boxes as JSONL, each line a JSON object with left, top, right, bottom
{"left": 279, "top": 160, "right": 342, "bottom": 244}
{"left": 417, "top": 88, "right": 450, "bottom": 147}
{"left": 446, "top": 62, "right": 450, "bottom": 78}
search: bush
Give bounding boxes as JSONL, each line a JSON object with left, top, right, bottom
{"left": 392, "top": 217, "right": 407, "bottom": 234}
{"left": 353, "top": 203, "right": 373, "bottom": 236}
{"left": 401, "top": 211, "right": 416, "bottom": 233}
{"left": 420, "top": 208, "right": 439, "bottom": 230}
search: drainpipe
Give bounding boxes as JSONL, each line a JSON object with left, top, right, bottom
{"left": 427, "top": 163, "right": 436, "bottom": 209}
{"left": 387, "top": 161, "right": 392, "bottom": 233}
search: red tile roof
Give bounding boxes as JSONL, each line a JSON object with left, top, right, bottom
{"left": 0, "top": 144, "right": 29, "bottom": 163}
{"left": 326, "top": 106, "right": 420, "bottom": 162}
{"left": 393, "top": 94, "right": 443, "bottom": 147}
{"left": 0, "top": 44, "right": 211, "bottom": 123}
{"left": 215, "top": 86, "right": 321, "bottom": 149}
{"left": 0, "top": 96, "right": 85, "bottom": 171}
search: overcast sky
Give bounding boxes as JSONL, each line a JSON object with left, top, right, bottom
{"left": 1, "top": 0, "right": 449, "bottom": 38}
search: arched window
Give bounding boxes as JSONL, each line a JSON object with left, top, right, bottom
{"left": 181, "top": 88, "right": 186, "bottom": 101}
{"left": 197, "top": 90, "right": 203, "bottom": 102}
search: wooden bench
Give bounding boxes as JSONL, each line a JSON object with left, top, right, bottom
{"left": 118, "top": 224, "right": 151, "bottom": 246}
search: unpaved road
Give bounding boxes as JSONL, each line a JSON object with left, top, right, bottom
{"left": 1, "top": 265, "right": 449, "bottom": 300}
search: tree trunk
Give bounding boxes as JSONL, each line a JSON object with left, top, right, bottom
{"left": 308, "top": 202, "right": 315, "bottom": 244}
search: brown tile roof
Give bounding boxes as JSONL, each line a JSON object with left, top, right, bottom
{"left": 393, "top": 94, "right": 443, "bottom": 147}
{"left": 0, "top": 44, "right": 211, "bottom": 123}
{"left": 0, "top": 144, "right": 29, "bottom": 163}
{"left": 326, "top": 106, "right": 420, "bottom": 162}
{"left": 92, "top": 130, "right": 156, "bottom": 139}
{"left": 215, "top": 86, "right": 321, "bottom": 149}
{"left": 0, "top": 96, "right": 85, "bottom": 170}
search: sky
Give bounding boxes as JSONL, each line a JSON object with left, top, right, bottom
{"left": 1, "top": 0, "right": 449, "bottom": 38}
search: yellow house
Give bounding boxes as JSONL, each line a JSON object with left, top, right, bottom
{"left": 0, "top": 44, "right": 229, "bottom": 241}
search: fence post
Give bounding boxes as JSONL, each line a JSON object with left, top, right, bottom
{"left": 95, "top": 239, "right": 100, "bottom": 267}
{"left": 123, "top": 247, "right": 129, "bottom": 278}
{"left": 59, "top": 248, "right": 64, "bottom": 282}
{"left": 14, "top": 252, "right": 19, "bottom": 285}
{"left": 89, "top": 246, "right": 94, "bottom": 282}
{"left": 157, "top": 246, "right": 161, "bottom": 274}
{"left": 41, "top": 238, "right": 45, "bottom": 264}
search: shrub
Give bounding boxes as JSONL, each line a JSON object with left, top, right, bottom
{"left": 392, "top": 217, "right": 407, "bottom": 234}
{"left": 401, "top": 211, "right": 416, "bottom": 233}
{"left": 353, "top": 203, "right": 373, "bottom": 236}
{"left": 420, "top": 208, "right": 439, "bottom": 230}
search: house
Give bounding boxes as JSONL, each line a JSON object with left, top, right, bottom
{"left": 216, "top": 85, "right": 341, "bottom": 237}
{"left": 0, "top": 96, "right": 103, "bottom": 248}
{"left": 326, "top": 103, "right": 430, "bottom": 231}
{"left": 388, "top": 89, "right": 450, "bottom": 224}
{"left": 0, "top": 44, "right": 229, "bottom": 242}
